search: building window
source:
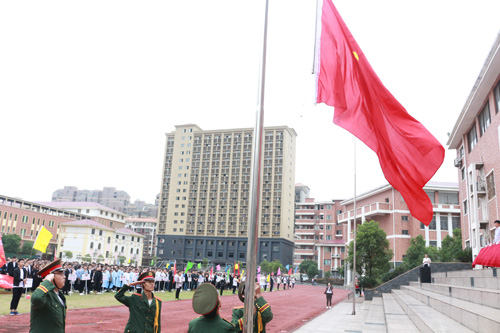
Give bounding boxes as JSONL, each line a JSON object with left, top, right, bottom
{"left": 429, "top": 241, "right": 437, "bottom": 247}
{"left": 439, "top": 192, "right": 459, "bottom": 205}
{"left": 324, "top": 259, "right": 331, "bottom": 265}
{"left": 467, "top": 124, "right": 478, "bottom": 153}
{"left": 207, "top": 251, "right": 213, "bottom": 257}
{"left": 401, "top": 216, "right": 409, "bottom": 221}
{"left": 494, "top": 81, "right": 500, "bottom": 114}
{"left": 402, "top": 230, "right": 409, "bottom": 235}
{"left": 463, "top": 200, "right": 468, "bottom": 215}
{"left": 452, "top": 216, "right": 461, "bottom": 231}
{"left": 429, "top": 216, "right": 436, "bottom": 230}
{"left": 478, "top": 103, "right": 491, "bottom": 136}
{"left": 91, "top": 229, "right": 95, "bottom": 235}
{"left": 440, "top": 216, "right": 448, "bottom": 230}
{"left": 461, "top": 167, "right": 465, "bottom": 181}
{"left": 239, "top": 253, "right": 245, "bottom": 259}
{"left": 487, "top": 172, "right": 496, "bottom": 200}
{"left": 217, "top": 252, "right": 223, "bottom": 258}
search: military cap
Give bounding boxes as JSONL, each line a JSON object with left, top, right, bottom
{"left": 138, "top": 271, "right": 155, "bottom": 282}
{"left": 38, "top": 258, "right": 64, "bottom": 278}
{"left": 192, "top": 283, "right": 219, "bottom": 315}
{"left": 238, "top": 281, "right": 246, "bottom": 302}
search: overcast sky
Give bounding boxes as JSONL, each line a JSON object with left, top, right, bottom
{"left": 1, "top": 0, "right": 500, "bottom": 204}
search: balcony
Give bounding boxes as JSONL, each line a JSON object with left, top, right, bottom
{"left": 332, "top": 253, "right": 341, "bottom": 258}
{"left": 294, "top": 219, "right": 315, "bottom": 225}
{"left": 294, "top": 229, "right": 315, "bottom": 235}
{"left": 294, "top": 249, "right": 314, "bottom": 256}
{"left": 337, "top": 202, "right": 391, "bottom": 223}
{"left": 294, "top": 239, "right": 315, "bottom": 246}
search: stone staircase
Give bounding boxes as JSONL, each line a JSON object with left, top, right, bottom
{"left": 295, "top": 268, "right": 500, "bottom": 332}
{"left": 366, "top": 268, "right": 500, "bottom": 332}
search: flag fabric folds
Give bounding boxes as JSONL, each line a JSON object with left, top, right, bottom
{"left": 216, "top": 264, "right": 221, "bottom": 271}
{"left": 315, "top": 0, "right": 444, "bottom": 225}
{"left": 285, "top": 265, "right": 289, "bottom": 271}
{"left": 198, "top": 263, "right": 201, "bottom": 269}
{"left": 0, "top": 234, "right": 6, "bottom": 268}
{"left": 0, "top": 274, "right": 13, "bottom": 289}
{"left": 277, "top": 267, "right": 281, "bottom": 276}
{"left": 294, "top": 266, "right": 298, "bottom": 274}
{"left": 288, "top": 268, "right": 292, "bottom": 275}
{"left": 185, "top": 261, "right": 194, "bottom": 272}
{"left": 33, "top": 226, "right": 53, "bottom": 253}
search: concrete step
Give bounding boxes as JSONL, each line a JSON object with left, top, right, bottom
{"left": 382, "top": 293, "right": 419, "bottom": 332}
{"left": 361, "top": 296, "right": 387, "bottom": 332}
{"left": 433, "top": 268, "right": 498, "bottom": 279}
{"left": 432, "top": 275, "right": 500, "bottom": 290}
{"left": 344, "top": 299, "right": 371, "bottom": 332}
{"left": 392, "top": 289, "right": 474, "bottom": 332}
{"left": 401, "top": 285, "right": 500, "bottom": 332}
{"left": 412, "top": 281, "right": 500, "bottom": 310}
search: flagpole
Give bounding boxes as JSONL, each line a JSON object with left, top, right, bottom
{"left": 244, "top": 0, "right": 269, "bottom": 331}
{"left": 352, "top": 138, "right": 357, "bottom": 315}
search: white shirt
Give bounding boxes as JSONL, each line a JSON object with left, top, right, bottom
{"left": 494, "top": 227, "right": 500, "bottom": 244}
{"left": 422, "top": 257, "right": 431, "bottom": 266}
{"left": 15, "top": 268, "right": 24, "bottom": 288}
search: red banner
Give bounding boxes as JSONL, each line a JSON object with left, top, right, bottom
{"left": 0, "top": 274, "right": 13, "bottom": 289}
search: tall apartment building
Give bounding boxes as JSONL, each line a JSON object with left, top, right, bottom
{"left": 157, "top": 124, "right": 297, "bottom": 266}
{"left": 337, "top": 182, "right": 460, "bottom": 283}
{"left": 294, "top": 196, "right": 345, "bottom": 278}
{"left": 52, "top": 186, "right": 131, "bottom": 213}
{"left": 447, "top": 33, "right": 500, "bottom": 260}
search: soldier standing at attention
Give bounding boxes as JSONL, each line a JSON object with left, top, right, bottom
{"left": 188, "top": 283, "right": 235, "bottom": 332}
{"left": 232, "top": 281, "right": 273, "bottom": 332}
{"left": 30, "top": 259, "right": 67, "bottom": 333}
{"left": 115, "top": 271, "right": 162, "bottom": 333}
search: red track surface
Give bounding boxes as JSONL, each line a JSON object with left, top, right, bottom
{"left": 1, "top": 285, "right": 349, "bottom": 333}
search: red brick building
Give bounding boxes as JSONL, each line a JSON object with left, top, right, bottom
{"left": 447, "top": 33, "right": 500, "bottom": 260}
{"left": 337, "top": 182, "right": 460, "bottom": 281}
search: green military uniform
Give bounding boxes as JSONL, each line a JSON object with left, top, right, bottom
{"left": 232, "top": 282, "right": 273, "bottom": 332}
{"left": 188, "top": 314, "right": 235, "bottom": 333}
{"left": 115, "top": 284, "right": 162, "bottom": 333}
{"left": 188, "top": 283, "right": 236, "bottom": 333}
{"left": 30, "top": 276, "right": 67, "bottom": 333}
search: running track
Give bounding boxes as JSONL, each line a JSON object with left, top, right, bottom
{"left": 1, "top": 284, "right": 349, "bottom": 332}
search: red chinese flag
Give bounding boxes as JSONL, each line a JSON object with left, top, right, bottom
{"left": 0, "top": 234, "right": 6, "bottom": 267}
{"left": 173, "top": 262, "right": 177, "bottom": 275}
{"left": 316, "top": 0, "right": 444, "bottom": 225}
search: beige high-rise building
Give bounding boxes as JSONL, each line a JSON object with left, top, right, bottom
{"left": 157, "top": 124, "right": 297, "bottom": 267}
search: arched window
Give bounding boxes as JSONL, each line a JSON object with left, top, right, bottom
{"left": 130, "top": 248, "right": 133, "bottom": 254}
{"left": 90, "top": 242, "right": 94, "bottom": 249}
{"left": 115, "top": 246, "right": 118, "bottom": 252}
{"left": 98, "top": 243, "right": 101, "bottom": 250}
{"left": 107, "top": 237, "right": 111, "bottom": 244}
{"left": 121, "top": 246, "right": 124, "bottom": 253}
{"left": 136, "top": 248, "right": 139, "bottom": 254}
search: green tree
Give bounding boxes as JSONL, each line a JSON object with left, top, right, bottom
{"left": 299, "top": 260, "right": 319, "bottom": 278}
{"left": 347, "top": 220, "right": 393, "bottom": 286}
{"left": 21, "top": 241, "right": 34, "bottom": 254}
{"left": 118, "top": 256, "right": 127, "bottom": 264}
{"left": 202, "top": 257, "right": 209, "bottom": 270}
{"left": 403, "top": 235, "right": 426, "bottom": 268}
{"left": 440, "top": 228, "right": 465, "bottom": 262}
{"left": 3, "top": 234, "right": 21, "bottom": 253}
{"left": 82, "top": 254, "right": 92, "bottom": 263}
{"left": 269, "top": 260, "right": 285, "bottom": 275}
{"left": 259, "top": 259, "right": 271, "bottom": 274}
{"left": 324, "top": 271, "right": 332, "bottom": 278}
{"left": 64, "top": 251, "right": 73, "bottom": 260}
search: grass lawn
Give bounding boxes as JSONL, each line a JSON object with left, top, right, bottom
{"left": 0, "top": 289, "right": 196, "bottom": 316}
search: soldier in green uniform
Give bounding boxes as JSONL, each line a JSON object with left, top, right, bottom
{"left": 115, "top": 271, "right": 162, "bottom": 333}
{"left": 188, "top": 283, "right": 235, "bottom": 332}
{"left": 232, "top": 281, "right": 273, "bottom": 332}
{"left": 30, "top": 258, "right": 67, "bottom": 333}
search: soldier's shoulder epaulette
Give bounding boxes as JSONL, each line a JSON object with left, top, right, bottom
{"left": 155, "top": 296, "right": 162, "bottom": 301}
{"left": 258, "top": 302, "right": 270, "bottom": 312}
{"left": 37, "top": 285, "right": 49, "bottom": 293}
{"left": 133, "top": 293, "right": 142, "bottom": 297}
{"left": 233, "top": 305, "right": 244, "bottom": 309}
{"left": 222, "top": 317, "right": 235, "bottom": 326}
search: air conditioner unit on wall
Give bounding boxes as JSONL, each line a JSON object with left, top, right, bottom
{"left": 454, "top": 157, "right": 462, "bottom": 168}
